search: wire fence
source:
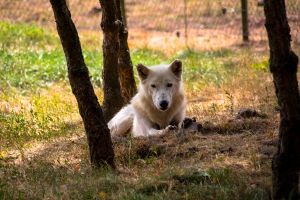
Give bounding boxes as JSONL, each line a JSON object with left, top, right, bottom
{"left": 1, "top": 0, "right": 300, "bottom": 44}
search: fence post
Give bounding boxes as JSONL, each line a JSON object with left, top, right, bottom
{"left": 241, "top": 0, "right": 249, "bottom": 41}
{"left": 184, "top": 0, "right": 188, "bottom": 46}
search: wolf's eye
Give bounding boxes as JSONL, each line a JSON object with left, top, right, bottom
{"left": 167, "top": 84, "right": 173, "bottom": 88}
{"left": 151, "top": 84, "right": 156, "bottom": 88}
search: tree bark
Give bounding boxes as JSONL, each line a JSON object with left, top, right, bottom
{"left": 49, "top": 0, "right": 115, "bottom": 169}
{"left": 115, "top": 0, "right": 137, "bottom": 104}
{"left": 119, "top": 0, "right": 127, "bottom": 28}
{"left": 99, "top": 0, "right": 124, "bottom": 121}
{"left": 264, "top": 1, "right": 300, "bottom": 199}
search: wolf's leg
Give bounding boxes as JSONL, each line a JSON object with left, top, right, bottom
{"left": 131, "top": 114, "right": 159, "bottom": 137}
{"left": 108, "top": 105, "right": 134, "bottom": 136}
{"left": 132, "top": 114, "right": 178, "bottom": 137}
{"left": 170, "top": 109, "right": 186, "bottom": 127}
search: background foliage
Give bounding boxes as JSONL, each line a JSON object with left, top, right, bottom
{"left": 1, "top": 0, "right": 300, "bottom": 45}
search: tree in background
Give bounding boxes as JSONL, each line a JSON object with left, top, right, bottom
{"left": 264, "top": 0, "right": 300, "bottom": 199}
{"left": 49, "top": 0, "right": 115, "bottom": 169}
{"left": 99, "top": 0, "right": 124, "bottom": 121}
{"left": 116, "top": 0, "right": 137, "bottom": 103}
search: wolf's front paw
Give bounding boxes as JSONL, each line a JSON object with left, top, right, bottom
{"left": 166, "top": 125, "right": 178, "bottom": 131}
{"left": 181, "top": 117, "right": 197, "bottom": 128}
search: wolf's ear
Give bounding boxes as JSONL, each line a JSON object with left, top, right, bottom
{"left": 169, "top": 59, "right": 182, "bottom": 78}
{"left": 136, "top": 63, "right": 150, "bottom": 81}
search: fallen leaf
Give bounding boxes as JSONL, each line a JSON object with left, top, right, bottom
{"left": 74, "top": 164, "right": 80, "bottom": 171}
{"left": 0, "top": 152, "right": 6, "bottom": 159}
{"left": 99, "top": 191, "right": 106, "bottom": 197}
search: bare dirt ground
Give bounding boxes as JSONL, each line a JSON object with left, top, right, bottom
{"left": 1, "top": 0, "right": 299, "bottom": 45}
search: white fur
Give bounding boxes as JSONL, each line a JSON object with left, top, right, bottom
{"left": 108, "top": 59, "right": 186, "bottom": 137}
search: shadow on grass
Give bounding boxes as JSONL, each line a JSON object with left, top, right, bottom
{"left": 0, "top": 117, "right": 273, "bottom": 200}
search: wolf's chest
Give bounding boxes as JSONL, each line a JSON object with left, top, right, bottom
{"left": 149, "top": 112, "right": 172, "bottom": 129}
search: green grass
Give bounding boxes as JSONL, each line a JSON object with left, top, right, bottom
{"left": 176, "top": 48, "right": 237, "bottom": 87}
{"left": 0, "top": 22, "right": 58, "bottom": 51}
{"left": 0, "top": 49, "right": 66, "bottom": 89}
{"left": 0, "top": 22, "right": 248, "bottom": 90}
{"left": 0, "top": 22, "right": 276, "bottom": 200}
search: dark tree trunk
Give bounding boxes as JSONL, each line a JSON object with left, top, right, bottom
{"left": 115, "top": 0, "right": 137, "bottom": 103}
{"left": 120, "top": 0, "right": 127, "bottom": 28}
{"left": 99, "top": 0, "right": 124, "bottom": 121}
{"left": 49, "top": 0, "right": 115, "bottom": 169}
{"left": 264, "top": 1, "right": 300, "bottom": 199}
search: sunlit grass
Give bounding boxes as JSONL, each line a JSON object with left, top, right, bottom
{"left": 0, "top": 84, "right": 79, "bottom": 151}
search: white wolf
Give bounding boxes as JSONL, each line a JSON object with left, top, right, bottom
{"left": 108, "top": 59, "right": 186, "bottom": 137}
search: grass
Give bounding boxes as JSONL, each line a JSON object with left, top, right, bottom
{"left": 0, "top": 21, "right": 292, "bottom": 199}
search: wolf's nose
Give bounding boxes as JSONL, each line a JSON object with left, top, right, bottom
{"left": 159, "top": 100, "right": 169, "bottom": 110}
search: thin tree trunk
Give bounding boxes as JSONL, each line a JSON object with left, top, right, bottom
{"left": 264, "top": 0, "right": 300, "bottom": 199}
{"left": 49, "top": 0, "right": 115, "bottom": 169}
{"left": 119, "top": 0, "right": 127, "bottom": 28}
{"left": 116, "top": 0, "right": 137, "bottom": 103}
{"left": 99, "top": 0, "right": 124, "bottom": 121}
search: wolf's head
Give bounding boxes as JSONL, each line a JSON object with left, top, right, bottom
{"left": 136, "top": 59, "right": 183, "bottom": 111}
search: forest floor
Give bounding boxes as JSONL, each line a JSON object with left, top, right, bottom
{"left": 0, "top": 21, "right": 300, "bottom": 199}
